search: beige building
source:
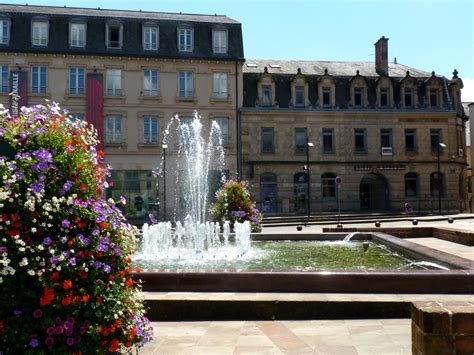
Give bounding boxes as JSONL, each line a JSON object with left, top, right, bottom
{"left": 0, "top": 4, "right": 244, "bottom": 222}
{"left": 241, "top": 38, "right": 468, "bottom": 215}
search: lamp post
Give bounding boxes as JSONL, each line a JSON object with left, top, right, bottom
{"left": 437, "top": 142, "right": 446, "bottom": 215}
{"left": 306, "top": 137, "right": 314, "bottom": 225}
{"left": 162, "top": 144, "right": 168, "bottom": 221}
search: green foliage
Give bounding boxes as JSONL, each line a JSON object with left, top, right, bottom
{"left": 210, "top": 179, "right": 262, "bottom": 232}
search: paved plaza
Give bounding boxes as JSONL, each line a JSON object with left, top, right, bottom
{"left": 139, "top": 214, "right": 474, "bottom": 354}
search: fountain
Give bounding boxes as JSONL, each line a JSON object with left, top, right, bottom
{"left": 134, "top": 112, "right": 251, "bottom": 263}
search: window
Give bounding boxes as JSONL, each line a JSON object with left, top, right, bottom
{"left": 178, "top": 71, "right": 193, "bottom": 98}
{"left": 212, "top": 73, "right": 228, "bottom": 99}
{"left": 143, "top": 25, "right": 159, "bottom": 50}
{"left": 430, "top": 129, "right": 441, "bottom": 153}
{"left": 322, "top": 173, "right": 336, "bottom": 198}
{"left": 354, "top": 129, "right": 366, "bottom": 153}
{"left": 215, "top": 118, "right": 229, "bottom": 145}
{"left": 143, "top": 116, "right": 158, "bottom": 144}
{"left": 405, "top": 129, "right": 417, "bottom": 152}
{"left": 105, "top": 116, "right": 122, "bottom": 143}
{"left": 322, "top": 88, "right": 331, "bottom": 106}
{"left": 405, "top": 173, "right": 418, "bottom": 198}
{"left": 295, "top": 128, "right": 307, "bottom": 153}
{"left": 0, "top": 65, "right": 8, "bottom": 93}
{"left": 295, "top": 86, "right": 305, "bottom": 107}
{"left": 31, "top": 66, "right": 47, "bottom": 94}
{"left": 178, "top": 28, "right": 193, "bottom": 52}
{"left": 354, "top": 88, "right": 363, "bottom": 107}
{"left": 106, "top": 23, "right": 122, "bottom": 49}
{"left": 32, "top": 21, "right": 48, "bottom": 46}
{"left": 380, "top": 129, "right": 392, "bottom": 148}
{"left": 69, "top": 67, "right": 84, "bottom": 95}
{"left": 212, "top": 30, "right": 227, "bottom": 54}
{"left": 261, "top": 127, "right": 274, "bottom": 153}
{"left": 404, "top": 88, "right": 413, "bottom": 107}
{"left": 322, "top": 128, "right": 334, "bottom": 153}
{"left": 143, "top": 70, "right": 158, "bottom": 96}
{"left": 430, "top": 89, "right": 438, "bottom": 107}
{"left": 380, "top": 88, "right": 388, "bottom": 107}
{"left": 69, "top": 22, "right": 86, "bottom": 47}
{"left": 261, "top": 85, "right": 272, "bottom": 106}
{"left": 0, "top": 19, "right": 11, "bottom": 45}
{"left": 430, "top": 172, "right": 444, "bottom": 197}
{"left": 106, "top": 69, "right": 122, "bottom": 96}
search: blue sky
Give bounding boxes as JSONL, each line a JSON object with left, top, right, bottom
{"left": 6, "top": 0, "right": 474, "bottom": 100}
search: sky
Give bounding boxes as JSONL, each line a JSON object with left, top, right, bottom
{"left": 6, "top": 0, "right": 474, "bottom": 100}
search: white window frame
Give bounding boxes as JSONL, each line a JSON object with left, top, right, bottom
{"left": 178, "top": 71, "right": 193, "bottom": 98}
{"left": 0, "top": 18, "right": 11, "bottom": 45}
{"left": 215, "top": 117, "right": 229, "bottom": 145}
{"left": 106, "top": 23, "right": 123, "bottom": 49}
{"left": 178, "top": 28, "right": 193, "bottom": 52}
{"left": 212, "top": 73, "right": 228, "bottom": 99}
{"left": 143, "top": 25, "right": 159, "bottom": 51}
{"left": 143, "top": 116, "right": 159, "bottom": 144}
{"left": 31, "top": 66, "right": 47, "bottom": 94}
{"left": 143, "top": 70, "right": 158, "bottom": 96}
{"left": 212, "top": 30, "right": 228, "bottom": 54}
{"left": 0, "top": 65, "right": 8, "bottom": 93}
{"left": 69, "top": 67, "right": 85, "bottom": 95}
{"left": 69, "top": 22, "right": 86, "bottom": 48}
{"left": 105, "top": 116, "right": 122, "bottom": 143}
{"left": 106, "top": 69, "right": 122, "bottom": 96}
{"left": 31, "top": 20, "right": 49, "bottom": 46}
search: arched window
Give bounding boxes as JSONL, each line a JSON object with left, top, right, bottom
{"left": 405, "top": 173, "right": 418, "bottom": 198}
{"left": 430, "top": 172, "right": 444, "bottom": 197}
{"left": 349, "top": 71, "right": 368, "bottom": 108}
{"left": 321, "top": 173, "right": 336, "bottom": 198}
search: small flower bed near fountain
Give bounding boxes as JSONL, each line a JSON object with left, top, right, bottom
{"left": 0, "top": 103, "right": 152, "bottom": 353}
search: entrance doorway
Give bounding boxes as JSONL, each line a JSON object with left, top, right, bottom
{"left": 359, "top": 173, "right": 389, "bottom": 210}
{"left": 294, "top": 173, "right": 308, "bottom": 213}
{"left": 260, "top": 173, "right": 277, "bottom": 214}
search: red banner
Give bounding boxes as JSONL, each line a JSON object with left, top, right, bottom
{"left": 86, "top": 73, "right": 104, "bottom": 150}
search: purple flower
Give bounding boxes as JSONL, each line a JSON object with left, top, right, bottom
{"left": 30, "top": 338, "right": 39, "bottom": 348}
{"left": 94, "top": 261, "right": 102, "bottom": 269}
{"left": 46, "top": 326, "right": 56, "bottom": 336}
{"left": 148, "top": 213, "right": 158, "bottom": 224}
{"left": 97, "top": 244, "right": 108, "bottom": 252}
{"left": 31, "top": 181, "right": 45, "bottom": 194}
{"left": 55, "top": 326, "right": 64, "bottom": 335}
{"left": 33, "top": 150, "right": 53, "bottom": 163}
{"left": 62, "top": 219, "right": 71, "bottom": 228}
{"left": 63, "top": 251, "right": 70, "bottom": 259}
{"left": 69, "top": 258, "right": 76, "bottom": 266}
{"left": 45, "top": 337, "right": 54, "bottom": 346}
{"left": 43, "top": 237, "right": 52, "bottom": 245}
{"left": 37, "top": 162, "right": 49, "bottom": 171}
{"left": 82, "top": 320, "right": 91, "bottom": 328}
{"left": 78, "top": 234, "right": 90, "bottom": 246}
{"left": 67, "top": 337, "right": 75, "bottom": 346}
{"left": 103, "top": 264, "right": 111, "bottom": 273}
{"left": 59, "top": 180, "right": 73, "bottom": 196}
{"left": 14, "top": 171, "right": 24, "bottom": 180}
{"left": 50, "top": 256, "right": 59, "bottom": 265}
{"left": 13, "top": 309, "right": 22, "bottom": 316}
{"left": 100, "top": 237, "right": 110, "bottom": 245}
{"left": 33, "top": 309, "right": 43, "bottom": 319}
{"left": 7, "top": 164, "right": 17, "bottom": 171}
{"left": 120, "top": 195, "right": 127, "bottom": 205}
{"left": 92, "top": 229, "right": 99, "bottom": 236}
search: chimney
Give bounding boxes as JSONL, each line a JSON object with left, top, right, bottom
{"left": 374, "top": 36, "right": 389, "bottom": 76}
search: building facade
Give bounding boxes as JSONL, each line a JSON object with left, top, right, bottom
{"left": 0, "top": 4, "right": 244, "bottom": 222}
{"left": 241, "top": 38, "right": 468, "bottom": 215}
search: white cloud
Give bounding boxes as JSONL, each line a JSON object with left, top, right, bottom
{"left": 461, "top": 78, "right": 474, "bottom": 102}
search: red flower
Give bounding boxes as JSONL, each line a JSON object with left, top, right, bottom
{"left": 98, "top": 222, "right": 109, "bottom": 230}
{"left": 63, "top": 280, "right": 73, "bottom": 290}
{"left": 96, "top": 296, "right": 103, "bottom": 304}
{"left": 50, "top": 272, "right": 60, "bottom": 280}
{"left": 126, "top": 278, "right": 134, "bottom": 288}
{"left": 82, "top": 294, "right": 90, "bottom": 303}
{"left": 109, "top": 339, "right": 119, "bottom": 352}
{"left": 80, "top": 184, "right": 87, "bottom": 193}
{"left": 40, "top": 287, "right": 55, "bottom": 306}
{"left": 61, "top": 297, "right": 71, "bottom": 306}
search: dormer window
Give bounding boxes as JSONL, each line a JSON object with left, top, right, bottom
{"left": 354, "top": 88, "right": 363, "bottom": 106}
{"left": 318, "top": 72, "right": 336, "bottom": 108}
{"left": 404, "top": 88, "right": 413, "bottom": 108}
{"left": 143, "top": 25, "right": 159, "bottom": 51}
{"left": 425, "top": 73, "right": 443, "bottom": 109}
{"left": 212, "top": 30, "right": 227, "bottom": 54}
{"left": 430, "top": 89, "right": 438, "bottom": 107}
{"left": 178, "top": 28, "right": 193, "bottom": 52}
{"left": 32, "top": 20, "right": 49, "bottom": 46}
{"left": 322, "top": 88, "right": 331, "bottom": 106}
{"left": 375, "top": 76, "right": 393, "bottom": 108}
{"left": 350, "top": 72, "right": 368, "bottom": 108}
{"left": 69, "top": 22, "right": 86, "bottom": 48}
{"left": 106, "top": 23, "right": 123, "bottom": 49}
{"left": 262, "top": 85, "right": 272, "bottom": 106}
{"left": 291, "top": 70, "right": 308, "bottom": 108}
{"left": 0, "top": 18, "right": 11, "bottom": 45}
{"left": 257, "top": 70, "right": 276, "bottom": 107}
{"left": 400, "top": 72, "right": 418, "bottom": 108}
{"left": 380, "top": 88, "right": 388, "bottom": 107}
{"left": 295, "top": 86, "right": 305, "bottom": 107}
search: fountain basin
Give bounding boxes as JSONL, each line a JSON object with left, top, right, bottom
{"left": 133, "top": 232, "right": 473, "bottom": 294}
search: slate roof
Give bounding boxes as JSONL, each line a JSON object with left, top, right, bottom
{"left": 0, "top": 4, "right": 240, "bottom": 24}
{"left": 243, "top": 59, "right": 433, "bottom": 78}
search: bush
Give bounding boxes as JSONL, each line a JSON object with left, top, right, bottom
{"left": 210, "top": 179, "right": 262, "bottom": 232}
{"left": 0, "top": 103, "right": 152, "bottom": 353}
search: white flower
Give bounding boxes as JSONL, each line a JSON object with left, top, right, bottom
{"left": 19, "top": 257, "right": 28, "bottom": 266}
{"left": 27, "top": 269, "right": 35, "bottom": 276}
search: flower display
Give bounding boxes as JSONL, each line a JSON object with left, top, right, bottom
{"left": 210, "top": 179, "right": 262, "bottom": 232}
{"left": 0, "top": 102, "right": 152, "bottom": 353}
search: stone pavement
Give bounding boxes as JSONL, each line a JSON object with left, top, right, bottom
{"left": 138, "top": 214, "right": 474, "bottom": 354}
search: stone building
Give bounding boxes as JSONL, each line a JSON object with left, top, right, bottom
{"left": 241, "top": 37, "right": 468, "bottom": 215}
{"left": 0, "top": 4, "right": 244, "bottom": 222}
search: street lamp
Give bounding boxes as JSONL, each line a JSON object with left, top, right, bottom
{"left": 162, "top": 144, "right": 168, "bottom": 221}
{"left": 437, "top": 142, "right": 446, "bottom": 215}
{"left": 306, "top": 137, "right": 314, "bottom": 225}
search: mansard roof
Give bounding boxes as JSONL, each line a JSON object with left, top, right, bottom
{"left": 243, "top": 59, "right": 433, "bottom": 78}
